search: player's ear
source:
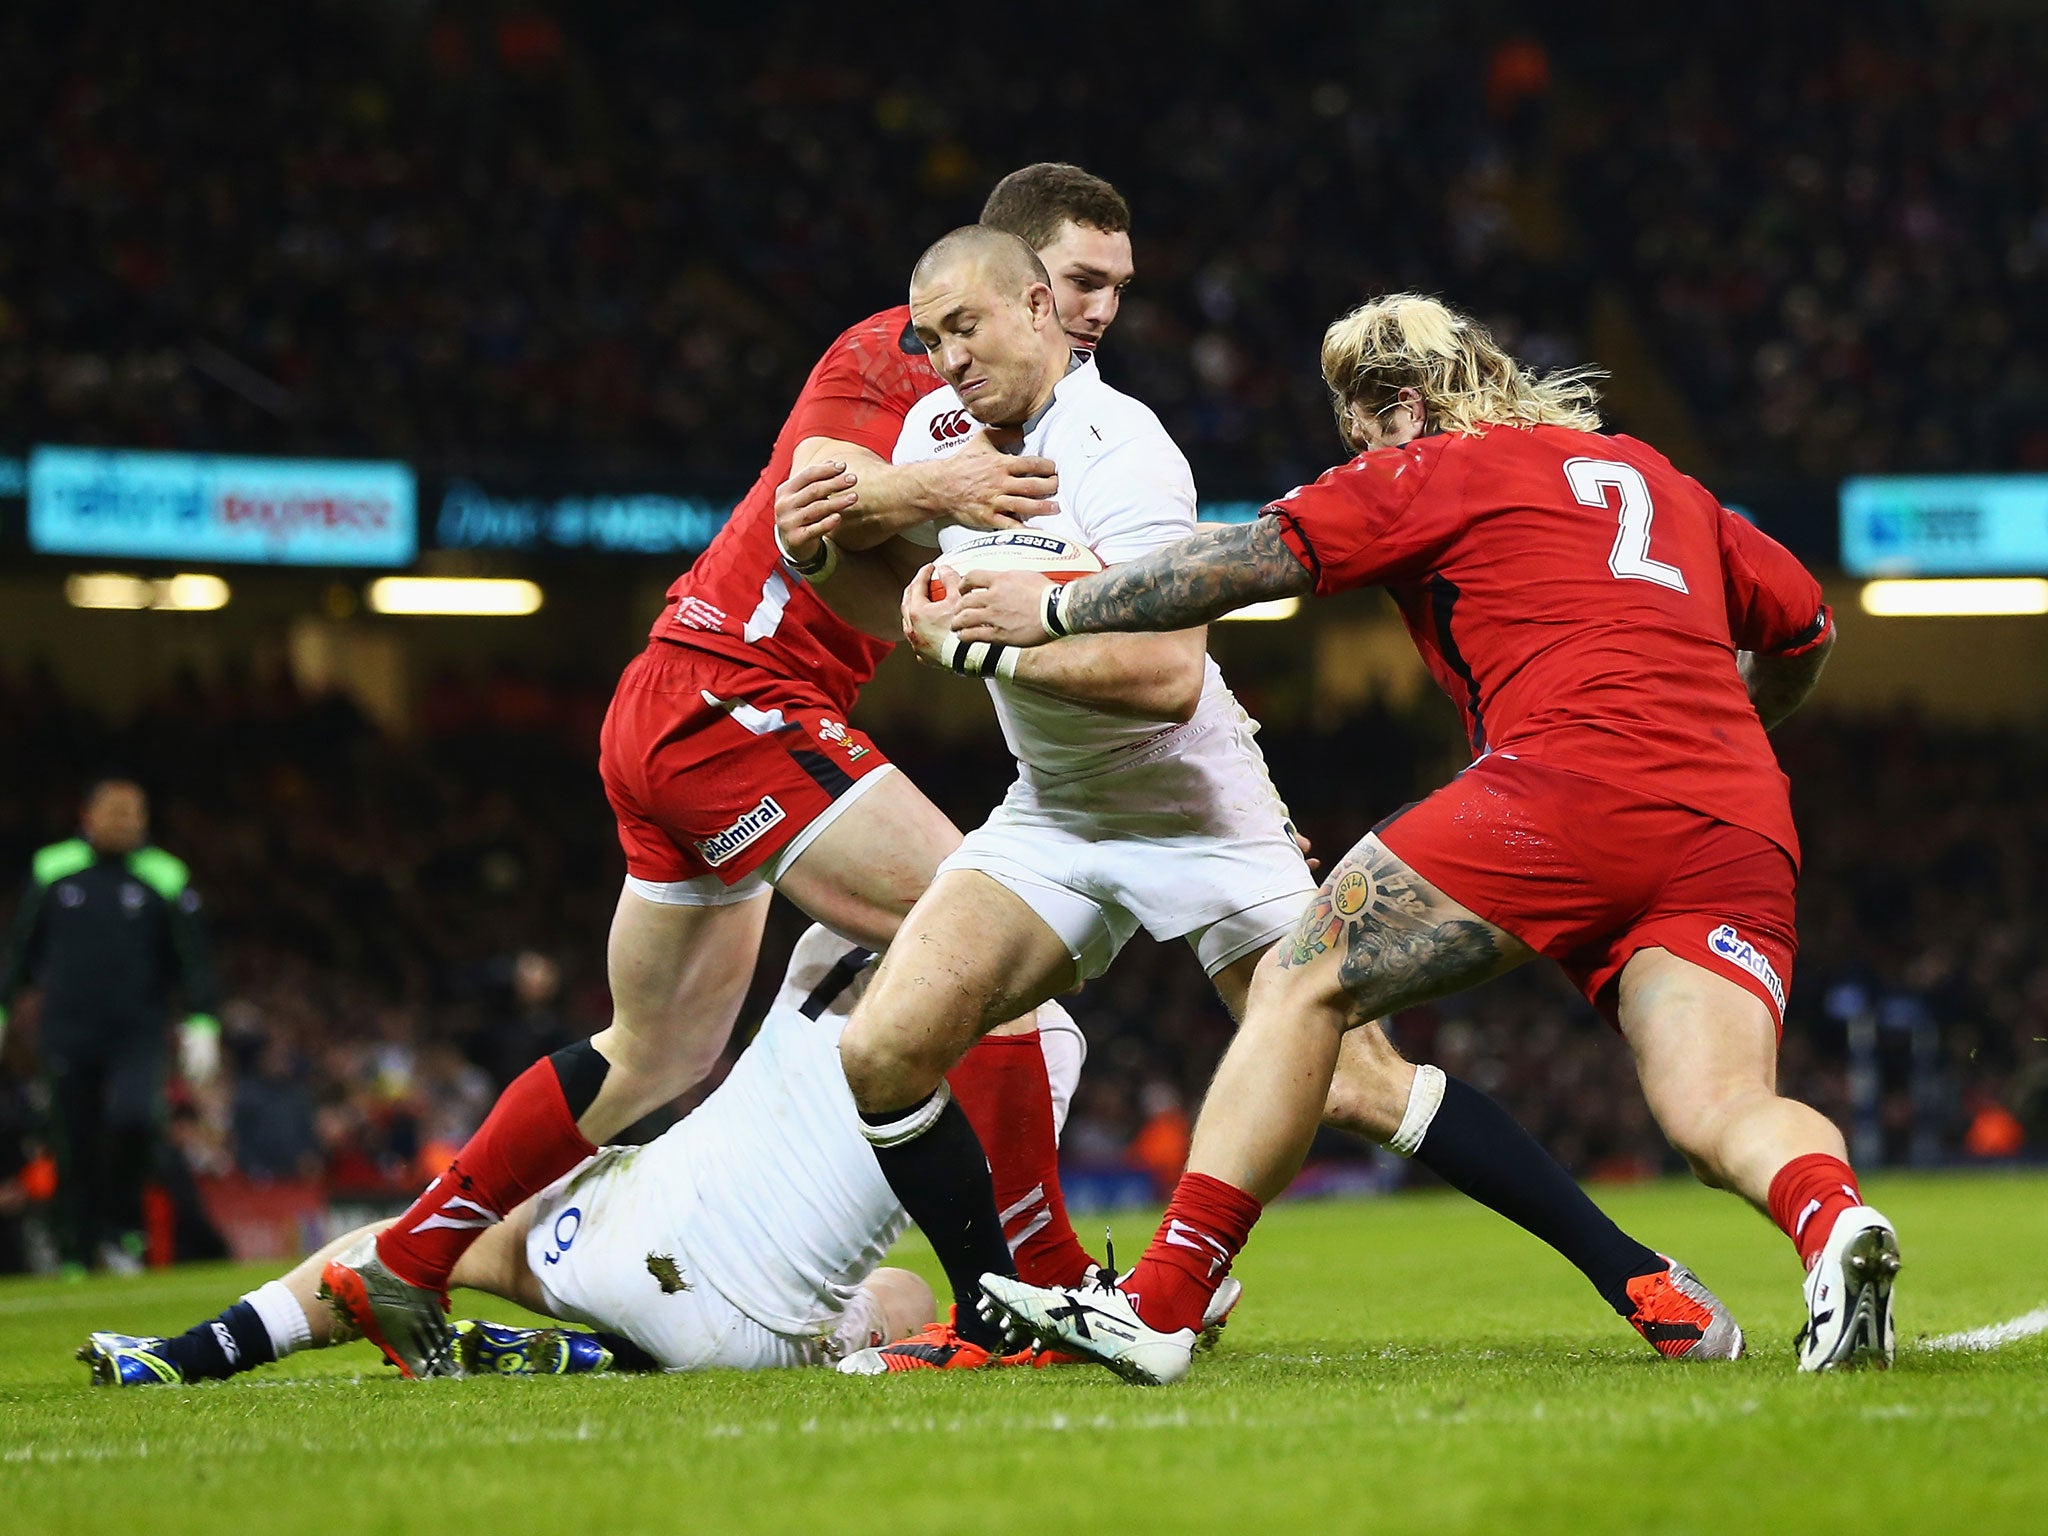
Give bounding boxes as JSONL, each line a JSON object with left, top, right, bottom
{"left": 1026, "top": 282, "right": 1057, "bottom": 327}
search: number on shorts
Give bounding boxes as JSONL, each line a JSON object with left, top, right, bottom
{"left": 1565, "top": 457, "right": 1689, "bottom": 594}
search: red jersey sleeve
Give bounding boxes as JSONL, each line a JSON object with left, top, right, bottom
{"left": 1717, "top": 507, "right": 1832, "bottom": 655}
{"left": 784, "top": 316, "right": 935, "bottom": 461}
{"left": 1262, "top": 440, "right": 1444, "bottom": 595}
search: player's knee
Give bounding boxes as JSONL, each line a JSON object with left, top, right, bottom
{"left": 836, "top": 1018, "right": 942, "bottom": 1113}
{"left": 1652, "top": 1084, "right": 1763, "bottom": 1189}
{"left": 1248, "top": 943, "right": 1351, "bottom": 1030}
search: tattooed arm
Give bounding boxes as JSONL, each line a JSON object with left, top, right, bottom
{"left": 951, "top": 517, "right": 1314, "bottom": 646}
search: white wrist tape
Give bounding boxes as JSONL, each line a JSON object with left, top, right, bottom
{"left": 857, "top": 1083, "right": 953, "bottom": 1149}
{"left": 938, "top": 634, "right": 1020, "bottom": 680}
{"left": 773, "top": 521, "right": 839, "bottom": 583}
{"left": 1384, "top": 1063, "right": 1447, "bottom": 1158}
{"left": 1040, "top": 582, "right": 1070, "bottom": 638}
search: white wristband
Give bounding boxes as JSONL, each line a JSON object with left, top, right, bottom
{"left": 773, "top": 521, "right": 839, "bottom": 583}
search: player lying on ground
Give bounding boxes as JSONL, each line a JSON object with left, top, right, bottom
{"left": 956, "top": 293, "right": 1899, "bottom": 1380}
{"left": 81, "top": 928, "right": 1081, "bottom": 1384}
{"left": 321, "top": 166, "right": 1147, "bottom": 1378}
{"left": 779, "top": 231, "right": 1743, "bottom": 1372}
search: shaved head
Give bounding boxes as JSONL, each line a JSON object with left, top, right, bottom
{"left": 911, "top": 226, "right": 1051, "bottom": 300}
{"left": 909, "top": 225, "right": 1070, "bottom": 428}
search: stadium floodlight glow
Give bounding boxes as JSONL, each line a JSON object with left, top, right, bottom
{"left": 65, "top": 572, "right": 231, "bottom": 611}
{"left": 366, "top": 576, "right": 545, "bottom": 616}
{"left": 1858, "top": 578, "right": 2048, "bottom": 617}
{"left": 1218, "top": 597, "right": 1302, "bottom": 622}
{"left": 156, "top": 573, "right": 231, "bottom": 610}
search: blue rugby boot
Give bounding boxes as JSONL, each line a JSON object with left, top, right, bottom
{"left": 453, "top": 1319, "right": 616, "bottom": 1376}
{"left": 78, "top": 1332, "right": 183, "bottom": 1386}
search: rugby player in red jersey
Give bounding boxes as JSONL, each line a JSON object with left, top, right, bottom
{"left": 321, "top": 165, "right": 1137, "bottom": 1376}
{"left": 962, "top": 293, "right": 1898, "bottom": 1378}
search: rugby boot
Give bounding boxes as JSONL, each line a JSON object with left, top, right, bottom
{"left": 979, "top": 1270, "right": 1196, "bottom": 1386}
{"left": 319, "top": 1232, "right": 458, "bottom": 1379}
{"left": 1624, "top": 1257, "right": 1745, "bottom": 1361}
{"left": 76, "top": 1332, "right": 181, "bottom": 1386}
{"left": 1796, "top": 1206, "right": 1900, "bottom": 1371}
{"left": 835, "top": 1306, "right": 1032, "bottom": 1375}
{"left": 453, "top": 1319, "right": 618, "bottom": 1376}
{"left": 1029, "top": 1272, "right": 1244, "bottom": 1366}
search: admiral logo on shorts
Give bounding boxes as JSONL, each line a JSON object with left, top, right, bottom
{"left": 1707, "top": 923, "right": 1785, "bottom": 1012}
{"left": 695, "top": 796, "right": 788, "bottom": 867}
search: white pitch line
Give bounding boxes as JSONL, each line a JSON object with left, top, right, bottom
{"left": 1919, "top": 1306, "right": 2048, "bottom": 1353}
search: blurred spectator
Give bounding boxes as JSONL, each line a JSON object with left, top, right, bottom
{"left": 232, "top": 1034, "right": 321, "bottom": 1181}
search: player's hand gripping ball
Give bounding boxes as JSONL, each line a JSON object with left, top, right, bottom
{"left": 924, "top": 529, "right": 1102, "bottom": 600}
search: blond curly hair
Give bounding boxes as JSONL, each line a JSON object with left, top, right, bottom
{"left": 1320, "top": 293, "right": 1604, "bottom": 451}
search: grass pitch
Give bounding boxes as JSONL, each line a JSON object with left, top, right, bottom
{"left": 4, "top": 1171, "right": 2045, "bottom": 1536}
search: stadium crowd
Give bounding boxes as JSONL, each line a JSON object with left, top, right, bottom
{"left": 2, "top": 663, "right": 2042, "bottom": 1268}
{"left": 4, "top": 2, "right": 2043, "bottom": 498}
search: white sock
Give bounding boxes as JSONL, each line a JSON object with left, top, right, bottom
{"left": 243, "top": 1279, "right": 315, "bottom": 1358}
{"left": 1384, "top": 1064, "right": 1447, "bottom": 1158}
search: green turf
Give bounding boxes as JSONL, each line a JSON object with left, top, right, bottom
{"left": 4, "top": 1171, "right": 2045, "bottom": 1535}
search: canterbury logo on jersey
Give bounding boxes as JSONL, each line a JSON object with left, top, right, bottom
{"left": 694, "top": 796, "right": 786, "bottom": 866}
{"left": 1162, "top": 1218, "right": 1232, "bottom": 1277}
{"left": 1707, "top": 924, "right": 1785, "bottom": 1011}
{"left": 930, "top": 409, "right": 975, "bottom": 442}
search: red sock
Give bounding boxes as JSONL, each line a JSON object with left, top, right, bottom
{"left": 947, "top": 1030, "right": 1095, "bottom": 1288}
{"left": 375, "top": 1058, "right": 598, "bottom": 1290}
{"left": 1766, "top": 1153, "right": 1863, "bottom": 1270}
{"left": 1123, "top": 1172, "right": 1263, "bottom": 1334}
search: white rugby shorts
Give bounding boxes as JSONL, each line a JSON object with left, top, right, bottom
{"left": 939, "top": 689, "right": 1315, "bottom": 982}
{"left": 523, "top": 1146, "right": 885, "bottom": 1371}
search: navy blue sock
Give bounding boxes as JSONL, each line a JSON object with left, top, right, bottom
{"left": 589, "top": 1332, "right": 660, "bottom": 1372}
{"left": 156, "top": 1300, "right": 278, "bottom": 1382}
{"left": 860, "top": 1093, "right": 1012, "bottom": 1350}
{"left": 1413, "top": 1077, "right": 1664, "bottom": 1316}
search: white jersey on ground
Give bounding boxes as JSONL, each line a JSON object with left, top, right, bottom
{"left": 524, "top": 926, "right": 1084, "bottom": 1369}
{"left": 897, "top": 355, "right": 1231, "bottom": 777}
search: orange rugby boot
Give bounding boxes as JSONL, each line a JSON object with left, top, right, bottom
{"left": 1624, "top": 1256, "right": 1745, "bottom": 1361}
{"left": 834, "top": 1307, "right": 1032, "bottom": 1375}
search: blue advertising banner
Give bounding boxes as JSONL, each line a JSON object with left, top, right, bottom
{"left": 1841, "top": 475, "right": 2048, "bottom": 576}
{"left": 29, "top": 448, "right": 416, "bottom": 566}
{"left": 432, "top": 480, "right": 730, "bottom": 555}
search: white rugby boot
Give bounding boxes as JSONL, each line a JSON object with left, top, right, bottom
{"left": 1197, "top": 1275, "right": 1243, "bottom": 1352}
{"left": 1796, "top": 1205, "right": 1900, "bottom": 1372}
{"left": 979, "top": 1271, "right": 1197, "bottom": 1386}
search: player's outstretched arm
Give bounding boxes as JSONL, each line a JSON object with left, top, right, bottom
{"left": 792, "top": 433, "right": 1058, "bottom": 551}
{"left": 1739, "top": 631, "right": 1834, "bottom": 730}
{"left": 952, "top": 517, "right": 1313, "bottom": 646}
{"left": 903, "top": 564, "right": 1206, "bottom": 721}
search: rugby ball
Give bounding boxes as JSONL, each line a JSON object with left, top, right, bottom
{"left": 927, "top": 529, "right": 1103, "bottom": 600}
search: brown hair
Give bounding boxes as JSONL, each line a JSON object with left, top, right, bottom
{"left": 980, "top": 163, "right": 1131, "bottom": 252}
{"left": 1321, "top": 293, "right": 1604, "bottom": 450}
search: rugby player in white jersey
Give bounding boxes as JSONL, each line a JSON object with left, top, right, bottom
{"left": 79, "top": 927, "right": 1079, "bottom": 1385}
{"left": 775, "top": 228, "right": 1742, "bottom": 1372}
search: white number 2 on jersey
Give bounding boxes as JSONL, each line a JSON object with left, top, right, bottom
{"left": 1564, "top": 457, "right": 1689, "bottom": 594}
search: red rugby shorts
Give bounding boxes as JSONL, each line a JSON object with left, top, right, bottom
{"left": 598, "top": 640, "right": 893, "bottom": 888}
{"left": 1375, "top": 753, "right": 1797, "bottom": 1030}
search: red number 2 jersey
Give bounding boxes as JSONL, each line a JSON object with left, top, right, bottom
{"left": 1266, "top": 425, "right": 1832, "bottom": 862}
{"left": 651, "top": 306, "right": 941, "bottom": 715}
